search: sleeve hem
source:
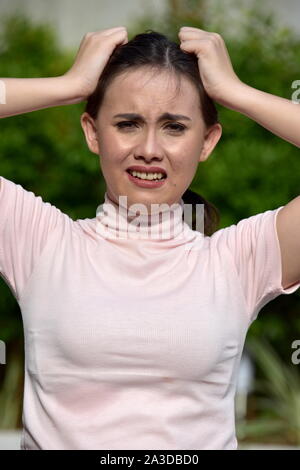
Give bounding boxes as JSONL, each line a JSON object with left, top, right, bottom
{"left": 248, "top": 206, "right": 300, "bottom": 325}
{"left": 272, "top": 206, "right": 300, "bottom": 295}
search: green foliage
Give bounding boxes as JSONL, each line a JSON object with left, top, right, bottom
{"left": 237, "top": 336, "right": 300, "bottom": 445}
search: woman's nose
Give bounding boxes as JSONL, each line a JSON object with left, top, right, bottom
{"left": 134, "top": 129, "right": 164, "bottom": 161}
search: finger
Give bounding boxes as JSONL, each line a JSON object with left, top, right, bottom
{"left": 105, "top": 26, "right": 127, "bottom": 32}
{"left": 179, "top": 30, "right": 214, "bottom": 41}
{"left": 179, "top": 27, "right": 217, "bottom": 42}
{"left": 180, "top": 26, "right": 208, "bottom": 33}
{"left": 179, "top": 38, "right": 212, "bottom": 54}
{"left": 179, "top": 39, "right": 196, "bottom": 53}
{"left": 101, "top": 26, "right": 127, "bottom": 36}
{"left": 93, "top": 28, "right": 128, "bottom": 42}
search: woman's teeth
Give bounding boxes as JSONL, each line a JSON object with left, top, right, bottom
{"left": 128, "top": 170, "right": 166, "bottom": 180}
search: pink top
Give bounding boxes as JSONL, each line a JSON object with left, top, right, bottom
{"left": 0, "top": 175, "right": 299, "bottom": 450}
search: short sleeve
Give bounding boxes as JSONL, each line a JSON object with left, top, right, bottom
{"left": 213, "top": 206, "right": 300, "bottom": 324}
{"left": 0, "top": 176, "right": 71, "bottom": 302}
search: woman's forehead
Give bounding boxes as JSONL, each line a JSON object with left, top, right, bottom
{"left": 102, "top": 68, "right": 199, "bottom": 111}
{"left": 112, "top": 67, "right": 193, "bottom": 92}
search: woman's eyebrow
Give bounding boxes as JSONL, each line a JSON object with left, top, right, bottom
{"left": 113, "top": 112, "right": 192, "bottom": 122}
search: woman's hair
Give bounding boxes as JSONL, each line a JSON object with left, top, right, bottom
{"left": 85, "top": 30, "right": 221, "bottom": 236}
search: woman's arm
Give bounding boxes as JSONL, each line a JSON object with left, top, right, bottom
{"left": 179, "top": 26, "right": 300, "bottom": 148}
{"left": 0, "top": 76, "right": 84, "bottom": 118}
{"left": 0, "top": 26, "right": 128, "bottom": 119}
{"left": 221, "top": 82, "right": 300, "bottom": 148}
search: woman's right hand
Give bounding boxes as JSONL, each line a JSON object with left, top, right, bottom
{"left": 64, "top": 26, "right": 128, "bottom": 100}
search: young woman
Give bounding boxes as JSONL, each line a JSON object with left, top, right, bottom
{"left": 0, "top": 26, "right": 300, "bottom": 451}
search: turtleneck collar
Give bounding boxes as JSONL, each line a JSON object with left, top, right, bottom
{"left": 95, "top": 192, "right": 200, "bottom": 243}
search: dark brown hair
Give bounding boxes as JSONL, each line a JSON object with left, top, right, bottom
{"left": 85, "top": 30, "right": 221, "bottom": 236}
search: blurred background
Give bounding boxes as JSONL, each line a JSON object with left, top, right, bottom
{"left": 0, "top": 0, "right": 300, "bottom": 450}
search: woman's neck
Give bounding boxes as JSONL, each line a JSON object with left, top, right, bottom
{"left": 95, "top": 192, "right": 195, "bottom": 242}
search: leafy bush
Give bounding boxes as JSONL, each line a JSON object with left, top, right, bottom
{"left": 237, "top": 336, "right": 300, "bottom": 446}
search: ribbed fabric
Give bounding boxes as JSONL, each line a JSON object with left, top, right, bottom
{"left": 95, "top": 191, "right": 196, "bottom": 241}
{"left": 0, "top": 175, "right": 299, "bottom": 450}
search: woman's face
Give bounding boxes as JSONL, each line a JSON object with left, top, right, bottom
{"left": 81, "top": 67, "right": 222, "bottom": 211}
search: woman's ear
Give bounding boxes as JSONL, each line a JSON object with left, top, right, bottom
{"left": 80, "top": 112, "right": 100, "bottom": 155}
{"left": 199, "top": 123, "right": 222, "bottom": 163}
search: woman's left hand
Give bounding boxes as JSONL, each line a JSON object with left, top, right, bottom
{"left": 178, "top": 26, "right": 244, "bottom": 106}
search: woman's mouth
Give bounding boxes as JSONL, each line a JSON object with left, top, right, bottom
{"left": 126, "top": 169, "right": 167, "bottom": 188}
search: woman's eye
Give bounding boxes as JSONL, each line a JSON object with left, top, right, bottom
{"left": 116, "top": 121, "right": 137, "bottom": 129}
{"left": 115, "top": 121, "right": 186, "bottom": 132}
{"left": 166, "top": 123, "right": 186, "bottom": 132}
